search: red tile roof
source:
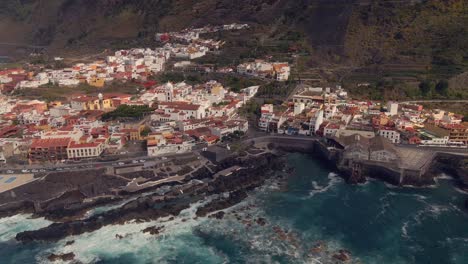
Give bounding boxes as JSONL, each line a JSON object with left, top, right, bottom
{"left": 159, "top": 101, "right": 201, "bottom": 111}
{"left": 31, "top": 138, "right": 71, "bottom": 148}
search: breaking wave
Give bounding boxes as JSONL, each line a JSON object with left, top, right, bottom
{"left": 0, "top": 214, "right": 52, "bottom": 242}
{"left": 308, "top": 172, "right": 342, "bottom": 197}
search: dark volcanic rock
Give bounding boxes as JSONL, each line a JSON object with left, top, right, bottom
{"left": 16, "top": 153, "right": 285, "bottom": 243}
{"left": 47, "top": 252, "right": 75, "bottom": 262}
{"left": 0, "top": 169, "right": 127, "bottom": 219}
{"left": 142, "top": 226, "right": 164, "bottom": 235}
{"left": 256, "top": 217, "right": 267, "bottom": 226}
{"left": 430, "top": 154, "right": 468, "bottom": 187}
{"left": 65, "top": 240, "right": 75, "bottom": 246}
{"left": 196, "top": 191, "right": 247, "bottom": 217}
{"left": 310, "top": 241, "right": 327, "bottom": 254}
{"left": 333, "top": 249, "right": 352, "bottom": 262}
{"left": 209, "top": 211, "right": 225, "bottom": 220}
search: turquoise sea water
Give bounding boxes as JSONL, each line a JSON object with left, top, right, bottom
{"left": 0, "top": 153, "right": 467, "bottom": 263}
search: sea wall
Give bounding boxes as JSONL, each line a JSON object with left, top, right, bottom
{"left": 252, "top": 136, "right": 467, "bottom": 187}
{"left": 251, "top": 136, "right": 316, "bottom": 152}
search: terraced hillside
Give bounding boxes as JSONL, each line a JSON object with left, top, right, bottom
{"left": 0, "top": 0, "right": 466, "bottom": 98}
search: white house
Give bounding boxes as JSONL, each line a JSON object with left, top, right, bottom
{"left": 378, "top": 128, "right": 401, "bottom": 144}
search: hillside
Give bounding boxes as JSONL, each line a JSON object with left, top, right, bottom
{"left": 0, "top": 0, "right": 466, "bottom": 98}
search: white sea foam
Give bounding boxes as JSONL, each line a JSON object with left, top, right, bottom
{"left": 401, "top": 221, "right": 410, "bottom": 239}
{"left": 0, "top": 214, "right": 52, "bottom": 242}
{"left": 427, "top": 204, "right": 451, "bottom": 217}
{"left": 37, "top": 198, "right": 223, "bottom": 264}
{"left": 308, "top": 173, "right": 342, "bottom": 198}
{"left": 374, "top": 194, "right": 391, "bottom": 220}
{"left": 387, "top": 191, "right": 428, "bottom": 201}
{"left": 384, "top": 182, "right": 398, "bottom": 189}
{"left": 436, "top": 173, "right": 453, "bottom": 180}
{"left": 446, "top": 237, "right": 468, "bottom": 244}
{"left": 453, "top": 186, "right": 468, "bottom": 195}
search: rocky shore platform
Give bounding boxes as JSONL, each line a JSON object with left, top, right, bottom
{"left": 15, "top": 152, "right": 286, "bottom": 242}
{"left": 0, "top": 169, "right": 127, "bottom": 220}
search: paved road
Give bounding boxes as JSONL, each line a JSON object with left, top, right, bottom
{"left": 0, "top": 151, "right": 196, "bottom": 175}
{"left": 400, "top": 100, "right": 468, "bottom": 104}
{"left": 1, "top": 134, "right": 465, "bottom": 175}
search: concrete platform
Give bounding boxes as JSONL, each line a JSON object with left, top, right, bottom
{"left": 395, "top": 147, "right": 434, "bottom": 170}
{"left": 0, "top": 174, "right": 35, "bottom": 194}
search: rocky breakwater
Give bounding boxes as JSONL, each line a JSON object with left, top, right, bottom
{"left": 432, "top": 154, "right": 468, "bottom": 187}
{"left": 16, "top": 153, "right": 285, "bottom": 243}
{"left": 429, "top": 153, "right": 468, "bottom": 211}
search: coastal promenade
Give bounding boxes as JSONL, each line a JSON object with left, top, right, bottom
{"left": 1, "top": 134, "right": 465, "bottom": 175}
{"left": 0, "top": 133, "right": 466, "bottom": 194}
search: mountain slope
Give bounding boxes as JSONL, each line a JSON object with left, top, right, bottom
{"left": 0, "top": 0, "right": 467, "bottom": 82}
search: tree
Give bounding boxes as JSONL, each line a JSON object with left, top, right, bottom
{"left": 435, "top": 79, "right": 449, "bottom": 96}
{"left": 419, "top": 80, "right": 435, "bottom": 96}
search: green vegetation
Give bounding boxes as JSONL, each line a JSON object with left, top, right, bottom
{"left": 435, "top": 80, "right": 449, "bottom": 96}
{"left": 238, "top": 100, "right": 261, "bottom": 119}
{"left": 0, "top": 62, "right": 23, "bottom": 69}
{"left": 341, "top": 0, "right": 468, "bottom": 100}
{"left": 221, "top": 131, "right": 245, "bottom": 143}
{"left": 0, "top": 0, "right": 33, "bottom": 21}
{"left": 223, "top": 76, "right": 263, "bottom": 93}
{"left": 13, "top": 81, "right": 140, "bottom": 102}
{"left": 212, "top": 101, "right": 229, "bottom": 107}
{"left": 102, "top": 105, "right": 155, "bottom": 121}
{"left": 140, "top": 127, "right": 152, "bottom": 137}
{"left": 344, "top": 75, "right": 468, "bottom": 101}
{"left": 419, "top": 80, "right": 435, "bottom": 97}
{"left": 421, "top": 102, "right": 468, "bottom": 122}
{"left": 154, "top": 72, "right": 187, "bottom": 84}
{"left": 257, "top": 81, "right": 296, "bottom": 99}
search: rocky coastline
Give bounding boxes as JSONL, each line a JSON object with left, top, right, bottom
{"left": 5, "top": 137, "right": 468, "bottom": 245}
{"left": 16, "top": 152, "right": 286, "bottom": 243}
{"left": 274, "top": 138, "right": 467, "bottom": 188}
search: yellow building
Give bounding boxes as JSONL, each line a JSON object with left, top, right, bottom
{"left": 121, "top": 120, "right": 147, "bottom": 141}
{"left": 211, "top": 84, "right": 225, "bottom": 96}
{"left": 70, "top": 94, "right": 114, "bottom": 111}
{"left": 88, "top": 77, "right": 105, "bottom": 88}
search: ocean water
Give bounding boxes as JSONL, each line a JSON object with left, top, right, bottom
{"left": 0, "top": 153, "right": 467, "bottom": 264}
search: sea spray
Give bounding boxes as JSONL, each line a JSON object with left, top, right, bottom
{"left": 0, "top": 214, "right": 52, "bottom": 242}
{"left": 1, "top": 154, "right": 467, "bottom": 264}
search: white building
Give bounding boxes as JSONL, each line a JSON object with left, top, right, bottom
{"left": 258, "top": 104, "right": 275, "bottom": 131}
{"left": 386, "top": 101, "right": 399, "bottom": 116}
{"left": 378, "top": 128, "right": 401, "bottom": 144}
{"left": 67, "top": 137, "right": 107, "bottom": 159}
{"left": 147, "top": 136, "right": 194, "bottom": 157}
{"left": 294, "top": 103, "right": 305, "bottom": 115}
